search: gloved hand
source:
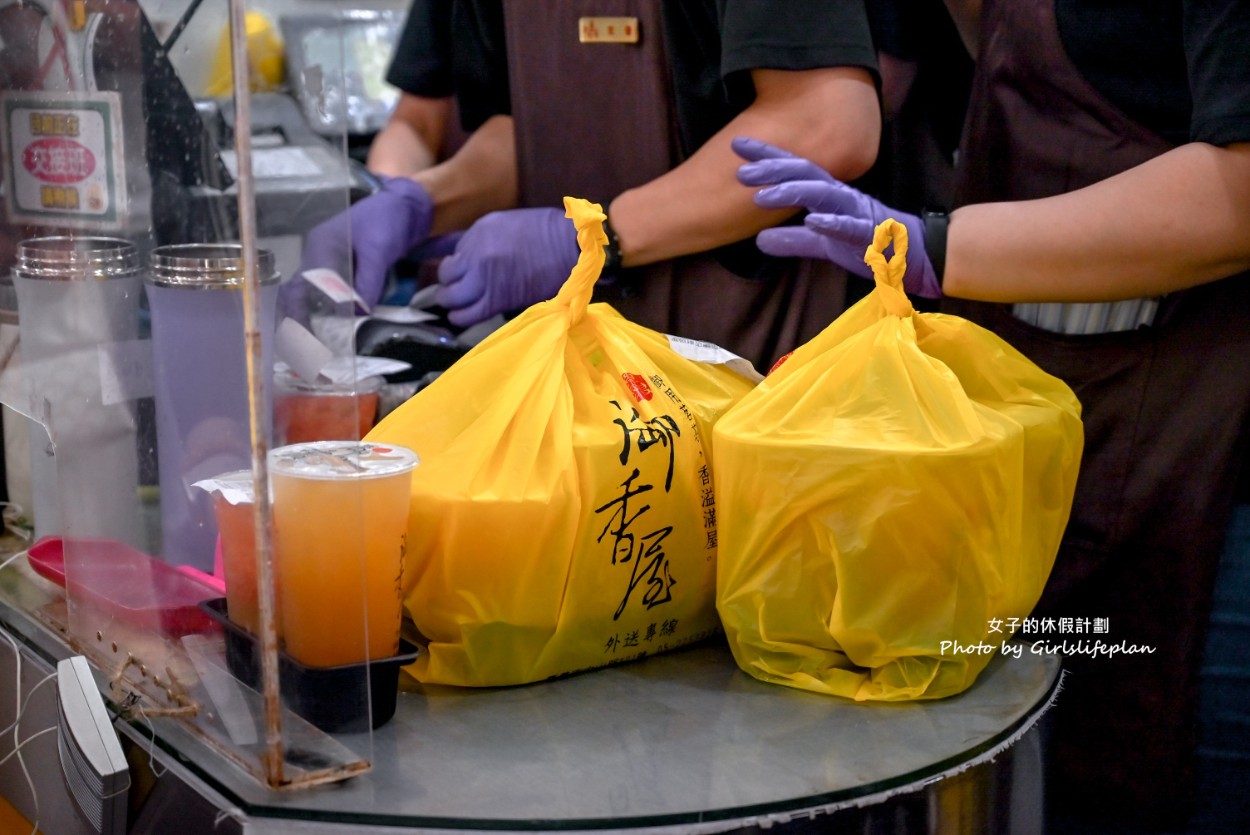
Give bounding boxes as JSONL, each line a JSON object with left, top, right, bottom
{"left": 434, "top": 207, "right": 580, "bottom": 327}
{"left": 733, "top": 136, "right": 942, "bottom": 299}
{"left": 279, "top": 175, "right": 435, "bottom": 323}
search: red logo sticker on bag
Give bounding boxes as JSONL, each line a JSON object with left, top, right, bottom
{"left": 621, "top": 373, "right": 653, "bottom": 402}
{"left": 767, "top": 351, "right": 794, "bottom": 376}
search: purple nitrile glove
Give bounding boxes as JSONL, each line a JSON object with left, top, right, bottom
{"left": 733, "top": 136, "right": 942, "bottom": 299}
{"left": 434, "top": 207, "right": 580, "bottom": 327}
{"left": 279, "top": 175, "right": 435, "bottom": 323}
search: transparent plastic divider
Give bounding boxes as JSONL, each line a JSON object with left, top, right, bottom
{"left": 0, "top": 0, "right": 376, "bottom": 792}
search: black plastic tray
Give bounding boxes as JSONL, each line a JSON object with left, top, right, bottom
{"left": 199, "top": 597, "right": 418, "bottom": 733}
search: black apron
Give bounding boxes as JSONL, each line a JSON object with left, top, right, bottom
{"left": 501, "top": 0, "right": 848, "bottom": 372}
{"left": 943, "top": 0, "right": 1250, "bottom": 823}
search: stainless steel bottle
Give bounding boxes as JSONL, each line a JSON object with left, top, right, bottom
{"left": 12, "top": 236, "right": 145, "bottom": 546}
{"left": 146, "top": 244, "right": 277, "bottom": 570}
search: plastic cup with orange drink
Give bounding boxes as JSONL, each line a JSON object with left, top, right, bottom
{"left": 197, "top": 469, "right": 277, "bottom": 636}
{"left": 269, "top": 441, "right": 417, "bottom": 668}
{"left": 273, "top": 369, "right": 383, "bottom": 445}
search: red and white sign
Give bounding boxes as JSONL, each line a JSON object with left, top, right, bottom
{"left": 2, "top": 91, "right": 125, "bottom": 227}
{"left": 22, "top": 136, "right": 96, "bottom": 182}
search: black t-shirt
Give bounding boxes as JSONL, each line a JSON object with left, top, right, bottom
{"left": 867, "top": 0, "right": 1250, "bottom": 149}
{"left": 1056, "top": 0, "right": 1250, "bottom": 147}
{"left": 657, "top": 0, "right": 879, "bottom": 155}
{"left": 385, "top": 0, "right": 456, "bottom": 98}
{"left": 390, "top": 0, "right": 879, "bottom": 158}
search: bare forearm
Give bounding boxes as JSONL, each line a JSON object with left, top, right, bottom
{"left": 943, "top": 143, "right": 1250, "bottom": 302}
{"left": 412, "top": 115, "right": 519, "bottom": 236}
{"left": 368, "top": 120, "right": 438, "bottom": 177}
{"left": 367, "top": 93, "right": 452, "bottom": 177}
{"left": 609, "top": 67, "right": 880, "bottom": 267}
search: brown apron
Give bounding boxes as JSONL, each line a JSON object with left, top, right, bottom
{"left": 501, "top": 0, "right": 848, "bottom": 372}
{"left": 943, "top": 0, "right": 1250, "bottom": 824}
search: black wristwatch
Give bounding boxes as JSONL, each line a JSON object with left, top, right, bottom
{"left": 601, "top": 215, "right": 623, "bottom": 284}
{"left": 921, "top": 208, "right": 949, "bottom": 288}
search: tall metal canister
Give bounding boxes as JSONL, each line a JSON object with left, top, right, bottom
{"left": 146, "top": 244, "right": 277, "bottom": 570}
{"left": 12, "top": 236, "right": 145, "bottom": 546}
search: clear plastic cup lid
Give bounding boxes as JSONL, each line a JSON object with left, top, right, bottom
{"left": 269, "top": 441, "right": 418, "bottom": 480}
{"left": 274, "top": 369, "right": 384, "bottom": 396}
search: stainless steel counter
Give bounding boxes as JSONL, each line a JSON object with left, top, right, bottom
{"left": 0, "top": 539, "right": 1060, "bottom": 834}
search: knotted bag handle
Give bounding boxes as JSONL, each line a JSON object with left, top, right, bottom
{"left": 552, "top": 196, "right": 609, "bottom": 325}
{"left": 863, "top": 218, "right": 916, "bottom": 320}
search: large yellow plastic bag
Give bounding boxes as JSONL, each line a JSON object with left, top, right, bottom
{"left": 366, "top": 197, "right": 757, "bottom": 686}
{"left": 713, "top": 219, "right": 1083, "bottom": 701}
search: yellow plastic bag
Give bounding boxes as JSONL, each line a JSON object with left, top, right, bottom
{"left": 366, "top": 197, "right": 757, "bottom": 686}
{"left": 205, "top": 11, "right": 285, "bottom": 97}
{"left": 713, "top": 219, "right": 1083, "bottom": 701}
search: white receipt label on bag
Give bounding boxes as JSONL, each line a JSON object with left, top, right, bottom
{"left": 666, "top": 335, "right": 764, "bottom": 383}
